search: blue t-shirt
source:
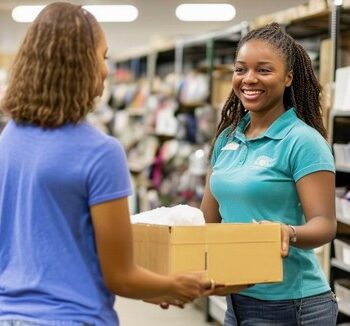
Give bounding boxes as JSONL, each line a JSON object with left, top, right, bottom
{"left": 210, "top": 108, "right": 335, "bottom": 300}
{"left": 0, "top": 120, "right": 132, "bottom": 325}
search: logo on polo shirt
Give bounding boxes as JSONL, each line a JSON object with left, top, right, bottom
{"left": 254, "top": 155, "right": 274, "bottom": 167}
{"left": 222, "top": 141, "right": 239, "bottom": 151}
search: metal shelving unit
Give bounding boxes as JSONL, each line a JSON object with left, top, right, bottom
{"left": 330, "top": 3, "right": 350, "bottom": 320}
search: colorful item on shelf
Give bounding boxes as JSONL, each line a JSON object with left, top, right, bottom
{"left": 178, "top": 73, "right": 209, "bottom": 105}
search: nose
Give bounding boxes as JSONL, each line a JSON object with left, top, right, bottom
{"left": 243, "top": 70, "right": 258, "bottom": 84}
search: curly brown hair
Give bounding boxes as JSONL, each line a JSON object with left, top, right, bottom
{"left": 211, "top": 22, "right": 327, "bottom": 157}
{"left": 1, "top": 2, "right": 102, "bottom": 128}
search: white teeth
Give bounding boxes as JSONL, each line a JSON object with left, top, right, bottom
{"left": 243, "top": 90, "right": 262, "bottom": 95}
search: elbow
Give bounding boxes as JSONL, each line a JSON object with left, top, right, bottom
{"left": 330, "top": 218, "right": 338, "bottom": 241}
{"left": 100, "top": 267, "right": 133, "bottom": 297}
{"left": 103, "top": 277, "right": 132, "bottom": 297}
{"left": 323, "top": 217, "right": 338, "bottom": 244}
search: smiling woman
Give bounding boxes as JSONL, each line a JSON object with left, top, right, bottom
{"left": 200, "top": 22, "right": 338, "bottom": 326}
{"left": 0, "top": 2, "right": 213, "bottom": 325}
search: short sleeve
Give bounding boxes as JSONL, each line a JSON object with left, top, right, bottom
{"left": 88, "top": 138, "right": 132, "bottom": 206}
{"left": 290, "top": 128, "right": 335, "bottom": 182}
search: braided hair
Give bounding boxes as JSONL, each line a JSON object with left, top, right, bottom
{"left": 211, "top": 22, "right": 327, "bottom": 156}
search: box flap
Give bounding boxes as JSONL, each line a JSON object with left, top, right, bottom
{"left": 132, "top": 224, "right": 206, "bottom": 244}
{"left": 206, "top": 223, "right": 281, "bottom": 243}
{"left": 170, "top": 225, "right": 207, "bottom": 244}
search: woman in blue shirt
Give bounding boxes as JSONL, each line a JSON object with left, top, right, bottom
{"left": 201, "top": 23, "right": 338, "bottom": 325}
{"left": 0, "top": 3, "right": 212, "bottom": 325}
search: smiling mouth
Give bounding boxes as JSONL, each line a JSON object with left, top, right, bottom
{"left": 242, "top": 89, "right": 264, "bottom": 95}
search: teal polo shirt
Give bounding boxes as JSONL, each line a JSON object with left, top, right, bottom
{"left": 210, "top": 108, "right": 335, "bottom": 300}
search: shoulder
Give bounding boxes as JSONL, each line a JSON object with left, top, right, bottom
{"left": 79, "top": 122, "right": 123, "bottom": 150}
{"left": 286, "top": 118, "right": 330, "bottom": 150}
{"left": 284, "top": 118, "right": 334, "bottom": 179}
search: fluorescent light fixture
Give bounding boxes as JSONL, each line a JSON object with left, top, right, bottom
{"left": 12, "top": 5, "right": 138, "bottom": 23}
{"left": 176, "top": 3, "right": 235, "bottom": 22}
{"left": 333, "top": 0, "right": 343, "bottom": 5}
{"left": 12, "top": 5, "right": 45, "bottom": 23}
{"left": 83, "top": 5, "right": 138, "bottom": 22}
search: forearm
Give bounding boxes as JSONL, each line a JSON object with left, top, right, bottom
{"left": 290, "top": 215, "right": 337, "bottom": 249}
{"left": 106, "top": 264, "right": 175, "bottom": 299}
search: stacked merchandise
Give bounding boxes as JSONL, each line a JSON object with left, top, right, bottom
{"left": 143, "top": 72, "right": 216, "bottom": 209}
{"left": 330, "top": 65, "right": 350, "bottom": 322}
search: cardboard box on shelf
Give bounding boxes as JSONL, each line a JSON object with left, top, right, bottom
{"left": 250, "top": 0, "right": 329, "bottom": 29}
{"left": 132, "top": 223, "right": 283, "bottom": 288}
{"left": 211, "top": 73, "right": 232, "bottom": 110}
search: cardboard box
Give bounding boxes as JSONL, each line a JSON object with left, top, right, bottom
{"left": 132, "top": 223, "right": 283, "bottom": 287}
{"left": 211, "top": 73, "right": 233, "bottom": 109}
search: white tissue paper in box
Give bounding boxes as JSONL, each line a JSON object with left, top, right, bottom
{"left": 131, "top": 204, "right": 205, "bottom": 226}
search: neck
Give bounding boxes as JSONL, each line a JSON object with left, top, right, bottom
{"left": 245, "top": 107, "right": 286, "bottom": 139}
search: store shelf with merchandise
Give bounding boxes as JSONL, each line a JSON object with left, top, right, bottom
{"left": 246, "top": 3, "right": 350, "bottom": 324}
{"left": 174, "top": 23, "right": 247, "bottom": 324}
{"left": 251, "top": 0, "right": 350, "bottom": 131}
{"left": 330, "top": 65, "right": 350, "bottom": 322}
{"left": 108, "top": 23, "right": 247, "bottom": 215}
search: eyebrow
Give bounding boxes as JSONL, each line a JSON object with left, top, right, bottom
{"left": 235, "top": 60, "right": 273, "bottom": 64}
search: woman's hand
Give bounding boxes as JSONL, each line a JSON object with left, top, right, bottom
{"left": 256, "top": 220, "right": 291, "bottom": 258}
{"left": 145, "top": 274, "right": 218, "bottom": 308}
{"left": 143, "top": 297, "right": 185, "bottom": 309}
{"left": 168, "top": 273, "right": 217, "bottom": 304}
{"left": 280, "top": 223, "right": 291, "bottom": 257}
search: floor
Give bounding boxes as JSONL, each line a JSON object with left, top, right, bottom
{"left": 115, "top": 297, "right": 221, "bottom": 326}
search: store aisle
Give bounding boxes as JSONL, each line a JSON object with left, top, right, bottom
{"left": 115, "top": 297, "right": 218, "bottom": 326}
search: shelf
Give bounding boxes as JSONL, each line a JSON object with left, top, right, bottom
{"left": 332, "top": 110, "right": 350, "bottom": 117}
{"left": 339, "top": 305, "right": 350, "bottom": 317}
{"left": 331, "top": 258, "right": 350, "bottom": 273}
{"left": 177, "top": 102, "right": 209, "bottom": 111}
{"left": 336, "top": 165, "right": 350, "bottom": 173}
{"left": 196, "top": 64, "right": 233, "bottom": 74}
{"left": 148, "top": 132, "right": 175, "bottom": 141}
{"left": 286, "top": 10, "right": 330, "bottom": 39}
{"left": 337, "top": 215, "right": 350, "bottom": 226}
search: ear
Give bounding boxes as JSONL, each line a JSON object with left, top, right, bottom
{"left": 285, "top": 70, "right": 293, "bottom": 87}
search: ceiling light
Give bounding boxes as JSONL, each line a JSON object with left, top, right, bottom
{"left": 83, "top": 5, "right": 138, "bottom": 22}
{"left": 12, "top": 5, "right": 45, "bottom": 23}
{"left": 176, "top": 3, "right": 236, "bottom": 22}
{"left": 12, "top": 5, "right": 138, "bottom": 23}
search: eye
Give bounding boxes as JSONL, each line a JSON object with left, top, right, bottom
{"left": 234, "top": 67, "right": 245, "bottom": 74}
{"left": 258, "top": 68, "right": 271, "bottom": 74}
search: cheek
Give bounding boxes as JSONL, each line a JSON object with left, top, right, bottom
{"left": 231, "top": 75, "right": 240, "bottom": 93}
{"left": 101, "top": 62, "right": 108, "bottom": 79}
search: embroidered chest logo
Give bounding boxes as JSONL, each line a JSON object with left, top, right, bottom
{"left": 254, "top": 155, "right": 274, "bottom": 168}
{"left": 221, "top": 141, "right": 239, "bottom": 151}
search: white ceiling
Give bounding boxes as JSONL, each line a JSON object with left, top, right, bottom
{"left": 0, "top": 0, "right": 307, "bottom": 59}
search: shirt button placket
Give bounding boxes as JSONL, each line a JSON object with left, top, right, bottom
{"left": 239, "top": 143, "right": 248, "bottom": 166}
